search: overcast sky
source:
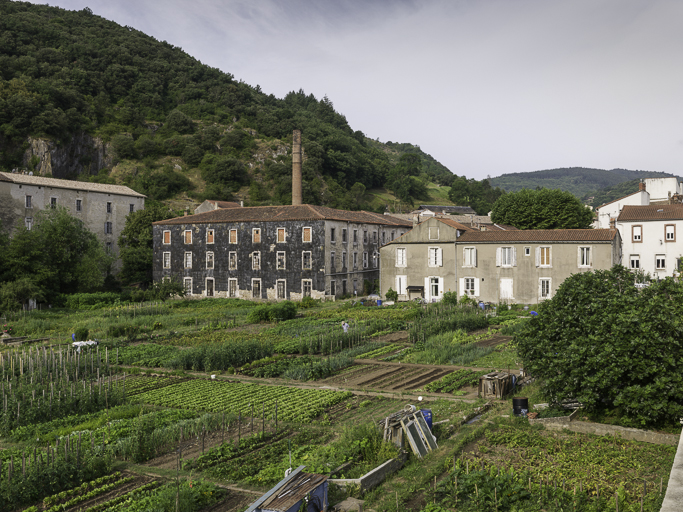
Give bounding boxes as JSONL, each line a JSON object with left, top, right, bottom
{"left": 48, "top": 0, "right": 683, "bottom": 180}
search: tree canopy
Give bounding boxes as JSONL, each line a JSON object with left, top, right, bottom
{"left": 118, "top": 203, "right": 181, "bottom": 287}
{"left": 517, "top": 266, "right": 683, "bottom": 428}
{"left": 490, "top": 188, "right": 594, "bottom": 229}
{"left": 448, "top": 177, "right": 504, "bottom": 215}
{"left": 0, "top": 207, "right": 110, "bottom": 307}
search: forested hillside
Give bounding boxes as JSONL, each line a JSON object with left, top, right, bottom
{"left": 0, "top": 1, "right": 461, "bottom": 211}
{"left": 490, "top": 167, "right": 677, "bottom": 200}
{"left": 585, "top": 180, "right": 640, "bottom": 206}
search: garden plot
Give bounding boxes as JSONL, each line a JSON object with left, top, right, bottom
{"left": 136, "top": 379, "right": 352, "bottom": 422}
{"left": 321, "top": 362, "right": 453, "bottom": 392}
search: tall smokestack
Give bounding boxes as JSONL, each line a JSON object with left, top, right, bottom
{"left": 292, "top": 129, "right": 302, "bottom": 205}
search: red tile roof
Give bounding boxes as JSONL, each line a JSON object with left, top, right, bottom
{"left": 209, "top": 200, "right": 241, "bottom": 208}
{"left": 153, "top": 204, "right": 413, "bottom": 226}
{"left": 485, "top": 223, "right": 519, "bottom": 231}
{"left": 456, "top": 229, "right": 618, "bottom": 243}
{"left": 436, "top": 217, "right": 473, "bottom": 231}
{"left": 617, "top": 204, "right": 683, "bottom": 222}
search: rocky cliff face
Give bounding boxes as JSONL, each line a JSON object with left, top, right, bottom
{"left": 22, "top": 133, "right": 113, "bottom": 178}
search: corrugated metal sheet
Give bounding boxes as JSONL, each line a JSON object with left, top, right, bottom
{"left": 261, "top": 472, "right": 328, "bottom": 512}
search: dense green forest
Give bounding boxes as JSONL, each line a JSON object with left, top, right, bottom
{"left": 0, "top": 1, "right": 467, "bottom": 210}
{"left": 490, "top": 167, "right": 677, "bottom": 200}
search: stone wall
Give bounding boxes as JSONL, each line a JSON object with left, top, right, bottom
{"left": 529, "top": 411, "right": 679, "bottom": 446}
{"left": 329, "top": 451, "right": 408, "bottom": 492}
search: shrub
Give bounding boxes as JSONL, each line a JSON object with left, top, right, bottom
{"left": 247, "top": 302, "right": 297, "bottom": 323}
{"left": 247, "top": 305, "right": 271, "bottom": 324}
{"left": 299, "top": 296, "right": 317, "bottom": 309}
{"left": 442, "top": 291, "right": 459, "bottom": 305}
{"left": 74, "top": 327, "right": 89, "bottom": 341}
{"left": 385, "top": 288, "right": 398, "bottom": 302}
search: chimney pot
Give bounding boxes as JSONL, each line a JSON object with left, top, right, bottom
{"left": 639, "top": 181, "right": 646, "bottom": 192}
{"left": 609, "top": 217, "right": 616, "bottom": 229}
{"left": 184, "top": 209, "right": 188, "bottom": 216}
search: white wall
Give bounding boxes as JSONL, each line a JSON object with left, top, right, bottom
{"left": 596, "top": 191, "right": 649, "bottom": 228}
{"left": 618, "top": 219, "right": 683, "bottom": 278}
{"left": 643, "top": 178, "right": 682, "bottom": 203}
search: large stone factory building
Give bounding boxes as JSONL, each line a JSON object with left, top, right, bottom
{"left": 152, "top": 204, "right": 412, "bottom": 300}
{"left": 0, "top": 171, "right": 145, "bottom": 265}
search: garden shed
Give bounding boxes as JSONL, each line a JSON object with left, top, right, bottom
{"left": 246, "top": 466, "right": 328, "bottom": 512}
{"left": 479, "top": 371, "right": 514, "bottom": 399}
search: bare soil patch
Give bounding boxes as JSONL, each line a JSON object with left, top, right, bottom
{"left": 473, "top": 334, "right": 512, "bottom": 348}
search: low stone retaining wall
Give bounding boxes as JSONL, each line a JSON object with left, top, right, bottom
{"left": 529, "top": 411, "right": 679, "bottom": 446}
{"left": 329, "top": 451, "right": 408, "bottom": 492}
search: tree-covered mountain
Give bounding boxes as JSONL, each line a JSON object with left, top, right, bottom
{"left": 490, "top": 167, "right": 677, "bottom": 200}
{"left": 585, "top": 180, "right": 641, "bottom": 206}
{"left": 0, "top": 1, "right": 458, "bottom": 211}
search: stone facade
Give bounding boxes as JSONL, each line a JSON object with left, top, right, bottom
{"left": 153, "top": 205, "right": 412, "bottom": 300}
{"left": 0, "top": 172, "right": 145, "bottom": 266}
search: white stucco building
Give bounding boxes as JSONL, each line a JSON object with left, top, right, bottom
{"left": 617, "top": 204, "right": 683, "bottom": 278}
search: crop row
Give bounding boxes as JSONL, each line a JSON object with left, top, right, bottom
{"left": 424, "top": 369, "right": 489, "bottom": 394}
{"left": 45, "top": 476, "right": 135, "bottom": 512}
{"left": 123, "top": 375, "right": 185, "bottom": 396}
{"left": 137, "top": 380, "right": 353, "bottom": 423}
{"left": 43, "top": 472, "right": 122, "bottom": 507}
{"left": 82, "top": 481, "right": 163, "bottom": 512}
{"left": 357, "top": 344, "right": 400, "bottom": 359}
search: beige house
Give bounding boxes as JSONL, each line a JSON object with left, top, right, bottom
{"left": 455, "top": 229, "right": 621, "bottom": 304}
{"left": 380, "top": 217, "right": 472, "bottom": 302}
{"left": 0, "top": 172, "right": 145, "bottom": 265}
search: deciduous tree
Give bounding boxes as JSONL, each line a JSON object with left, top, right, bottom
{"left": 491, "top": 188, "right": 593, "bottom": 229}
{"left": 517, "top": 266, "right": 683, "bottom": 428}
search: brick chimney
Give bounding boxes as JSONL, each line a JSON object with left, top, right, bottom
{"left": 639, "top": 180, "right": 646, "bottom": 192}
{"left": 292, "top": 129, "right": 302, "bottom": 205}
{"left": 609, "top": 217, "right": 616, "bottom": 229}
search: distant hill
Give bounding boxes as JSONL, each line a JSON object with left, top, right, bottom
{"left": 490, "top": 167, "right": 677, "bottom": 200}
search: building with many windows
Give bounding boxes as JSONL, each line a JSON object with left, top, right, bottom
{"left": 616, "top": 204, "right": 683, "bottom": 278}
{"left": 381, "top": 222, "right": 621, "bottom": 304}
{"left": 379, "top": 217, "right": 472, "bottom": 302}
{"left": 0, "top": 172, "right": 145, "bottom": 264}
{"left": 153, "top": 204, "right": 411, "bottom": 300}
{"left": 452, "top": 229, "right": 621, "bottom": 303}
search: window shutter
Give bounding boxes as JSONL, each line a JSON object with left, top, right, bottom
{"left": 474, "top": 248, "right": 477, "bottom": 267}
{"left": 395, "top": 276, "right": 401, "bottom": 296}
{"left": 538, "top": 279, "right": 543, "bottom": 299}
{"left": 496, "top": 247, "right": 501, "bottom": 267}
{"left": 549, "top": 247, "right": 552, "bottom": 267}
{"left": 577, "top": 247, "right": 581, "bottom": 267}
{"left": 474, "top": 278, "right": 480, "bottom": 297}
{"left": 512, "top": 247, "right": 517, "bottom": 267}
{"left": 437, "top": 248, "right": 443, "bottom": 267}
{"left": 535, "top": 247, "right": 540, "bottom": 267}
{"left": 438, "top": 277, "right": 444, "bottom": 298}
{"left": 589, "top": 246, "right": 593, "bottom": 266}
{"left": 424, "top": 277, "right": 430, "bottom": 302}
{"left": 459, "top": 278, "right": 465, "bottom": 295}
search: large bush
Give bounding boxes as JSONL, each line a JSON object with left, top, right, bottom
{"left": 517, "top": 265, "right": 683, "bottom": 428}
